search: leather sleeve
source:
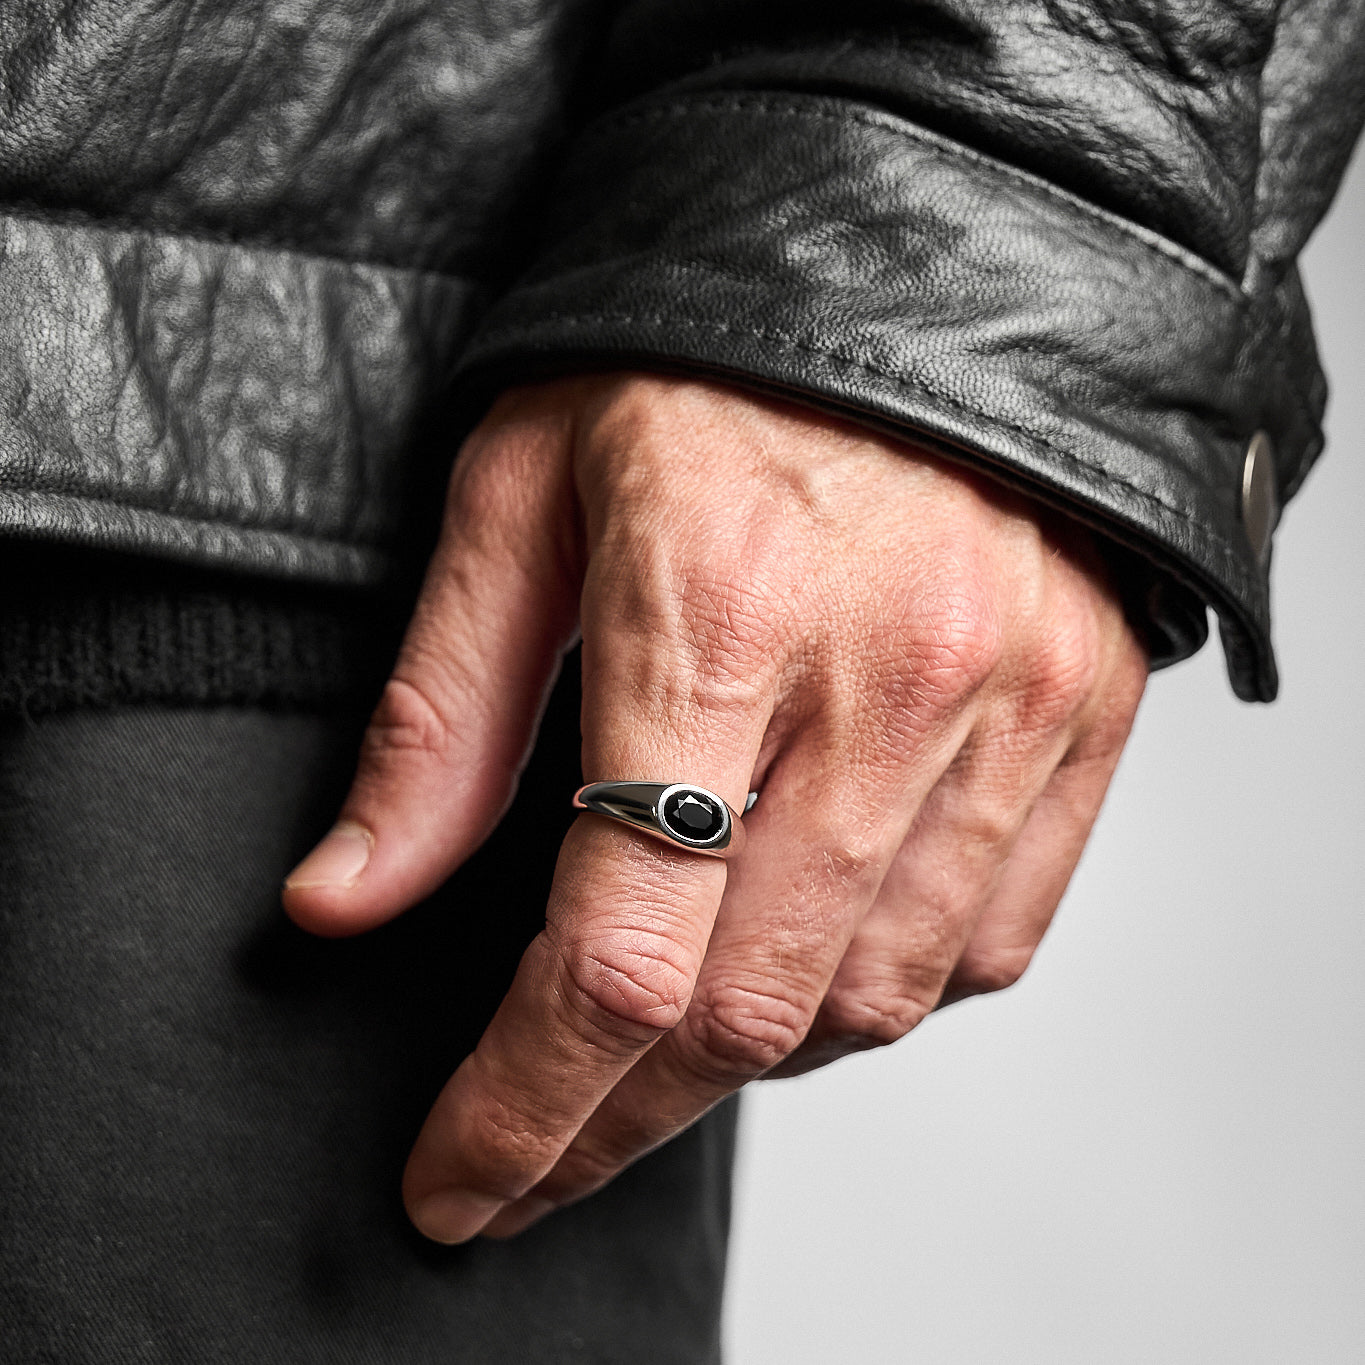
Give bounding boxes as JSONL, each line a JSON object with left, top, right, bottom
{"left": 457, "top": 0, "right": 1365, "bottom": 701}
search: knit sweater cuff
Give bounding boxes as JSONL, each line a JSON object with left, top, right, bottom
{"left": 0, "top": 544, "right": 401, "bottom": 716}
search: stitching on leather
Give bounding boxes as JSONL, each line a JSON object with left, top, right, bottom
{"left": 592, "top": 94, "right": 1247, "bottom": 304}
{"left": 0, "top": 203, "right": 466, "bottom": 284}
{"left": 474, "top": 306, "right": 1264, "bottom": 609}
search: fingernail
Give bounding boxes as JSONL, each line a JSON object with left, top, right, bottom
{"left": 480, "top": 1195, "right": 557, "bottom": 1240}
{"left": 409, "top": 1189, "right": 507, "bottom": 1245}
{"left": 284, "top": 821, "right": 374, "bottom": 890}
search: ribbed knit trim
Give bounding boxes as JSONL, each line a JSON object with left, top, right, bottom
{"left": 0, "top": 544, "right": 403, "bottom": 715}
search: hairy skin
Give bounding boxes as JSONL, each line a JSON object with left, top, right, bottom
{"left": 282, "top": 373, "right": 1149, "bottom": 1244}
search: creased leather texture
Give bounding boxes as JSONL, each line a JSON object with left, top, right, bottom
{"left": 1, "top": 0, "right": 1362, "bottom": 700}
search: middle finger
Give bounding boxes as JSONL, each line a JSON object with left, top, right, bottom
{"left": 400, "top": 613, "right": 773, "bottom": 1243}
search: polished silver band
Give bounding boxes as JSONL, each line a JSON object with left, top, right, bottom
{"left": 572, "top": 781, "right": 753, "bottom": 858}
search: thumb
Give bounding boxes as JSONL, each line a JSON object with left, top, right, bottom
{"left": 282, "top": 410, "right": 581, "bottom": 937}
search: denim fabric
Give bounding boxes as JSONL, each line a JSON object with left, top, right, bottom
{"left": 0, "top": 669, "right": 734, "bottom": 1363}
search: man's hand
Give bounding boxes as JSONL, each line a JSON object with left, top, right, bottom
{"left": 282, "top": 374, "right": 1148, "bottom": 1244}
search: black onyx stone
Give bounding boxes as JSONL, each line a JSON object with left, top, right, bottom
{"left": 662, "top": 789, "right": 725, "bottom": 843}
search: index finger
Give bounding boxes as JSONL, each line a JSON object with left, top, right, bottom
{"left": 402, "top": 635, "right": 771, "bottom": 1244}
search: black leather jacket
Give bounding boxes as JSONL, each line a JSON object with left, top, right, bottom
{"left": 1, "top": 0, "right": 1361, "bottom": 702}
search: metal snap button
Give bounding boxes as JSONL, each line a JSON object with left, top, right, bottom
{"left": 1241, "top": 430, "right": 1279, "bottom": 566}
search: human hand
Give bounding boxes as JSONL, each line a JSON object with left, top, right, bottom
{"left": 282, "top": 374, "right": 1148, "bottom": 1244}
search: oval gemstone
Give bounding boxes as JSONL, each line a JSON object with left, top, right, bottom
{"left": 662, "top": 789, "right": 725, "bottom": 843}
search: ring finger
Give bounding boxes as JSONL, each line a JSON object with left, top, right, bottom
{"left": 478, "top": 696, "right": 977, "bottom": 1234}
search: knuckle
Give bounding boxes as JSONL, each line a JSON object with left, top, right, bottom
{"left": 454, "top": 1103, "right": 557, "bottom": 1203}
{"left": 950, "top": 794, "right": 1020, "bottom": 860}
{"left": 819, "top": 985, "right": 935, "bottom": 1050}
{"left": 875, "top": 576, "right": 1005, "bottom": 714}
{"left": 558, "top": 931, "right": 696, "bottom": 1046}
{"left": 924, "top": 575, "right": 1006, "bottom": 685}
{"left": 951, "top": 945, "right": 1035, "bottom": 998}
{"left": 680, "top": 981, "right": 815, "bottom": 1080}
{"left": 361, "top": 675, "right": 458, "bottom": 765}
{"left": 1018, "top": 615, "right": 1102, "bottom": 730}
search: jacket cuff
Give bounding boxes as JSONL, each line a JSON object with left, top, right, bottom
{"left": 458, "top": 92, "right": 1325, "bottom": 702}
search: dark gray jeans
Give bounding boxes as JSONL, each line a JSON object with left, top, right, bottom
{"left": 0, "top": 675, "right": 734, "bottom": 1362}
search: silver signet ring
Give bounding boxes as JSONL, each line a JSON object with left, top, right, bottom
{"left": 572, "top": 781, "right": 753, "bottom": 858}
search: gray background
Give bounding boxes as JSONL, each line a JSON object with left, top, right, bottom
{"left": 725, "top": 151, "right": 1365, "bottom": 1363}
